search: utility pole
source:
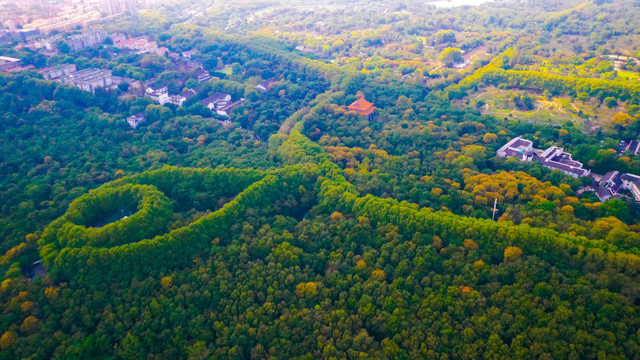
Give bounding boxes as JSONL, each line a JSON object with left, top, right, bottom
{"left": 492, "top": 198, "right": 499, "bottom": 221}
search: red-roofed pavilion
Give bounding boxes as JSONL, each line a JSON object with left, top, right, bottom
{"left": 348, "top": 98, "right": 376, "bottom": 119}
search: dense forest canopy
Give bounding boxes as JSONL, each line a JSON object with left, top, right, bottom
{"left": 1, "top": 0, "right": 640, "bottom": 359}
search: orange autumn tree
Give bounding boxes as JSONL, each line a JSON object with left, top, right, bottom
{"left": 504, "top": 246, "right": 523, "bottom": 262}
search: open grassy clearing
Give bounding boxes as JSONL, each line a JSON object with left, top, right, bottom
{"left": 618, "top": 70, "right": 640, "bottom": 81}
{"left": 458, "top": 87, "right": 625, "bottom": 130}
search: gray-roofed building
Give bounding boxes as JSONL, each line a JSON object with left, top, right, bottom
{"left": 194, "top": 68, "right": 211, "bottom": 82}
{"left": 256, "top": 78, "right": 277, "bottom": 92}
{"left": 620, "top": 173, "right": 640, "bottom": 202}
{"left": 540, "top": 159, "right": 591, "bottom": 178}
{"left": 0, "top": 56, "right": 22, "bottom": 72}
{"left": 596, "top": 187, "right": 616, "bottom": 202}
{"left": 126, "top": 112, "right": 145, "bottom": 129}
{"left": 200, "top": 93, "right": 232, "bottom": 110}
{"left": 145, "top": 82, "right": 170, "bottom": 105}
{"left": 600, "top": 171, "right": 620, "bottom": 187}
{"left": 169, "top": 89, "right": 198, "bottom": 107}
{"left": 618, "top": 140, "right": 640, "bottom": 156}
{"left": 591, "top": 171, "right": 640, "bottom": 202}
{"left": 67, "top": 30, "right": 108, "bottom": 52}
{"left": 539, "top": 148, "right": 590, "bottom": 178}
{"left": 500, "top": 137, "right": 640, "bottom": 202}
{"left": 498, "top": 137, "right": 590, "bottom": 178}
{"left": 38, "top": 64, "right": 77, "bottom": 80}
{"left": 146, "top": 82, "right": 168, "bottom": 94}
{"left": 215, "top": 99, "right": 245, "bottom": 117}
{"left": 60, "top": 68, "right": 113, "bottom": 93}
{"left": 497, "top": 137, "right": 535, "bottom": 162}
{"left": 12, "top": 29, "right": 40, "bottom": 42}
{"left": 199, "top": 93, "right": 244, "bottom": 117}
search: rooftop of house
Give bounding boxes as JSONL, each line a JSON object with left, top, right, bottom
{"left": 541, "top": 159, "right": 590, "bottom": 177}
{"left": 257, "top": 78, "right": 277, "bottom": 90}
{"left": 596, "top": 186, "right": 616, "bottom": 202}
{"left": 601, "top": 171, "right": 620, "bottom": 185}
{"left": 349, "top": 98, "right": 374, "bottom": 110}
{"left": 147, "top": 82, "right": 169, "bottom": 90}
{"left": 62, "top": 68, "right": 111, "bottom": 81}
{"left": 200, "top": 92, "right": 232, "bottom": 105}
{"left": 348, "top": 98, "right": 376, "bottom": 116}
{"left": 548, "top": 151, "right": 583, "bottom": 168}
{"left": 217, "top": 99, "right": 245, "bottom": 112}
{"left": 38, "top": 63, "right": 76, "bottom": 72}
{"left": 182, "top": 88, "right": 198, "bottom": 99}
{"left": 129, "top": 112, "right": 145, "bottom": 119}
{"left": 621, "top": 173, "right": 640, "bottom": 186}
{"left": 169, "top": 89, "right": 198, "bottom": 101}
{"left": 618, "top": 140, "right": 640, "bottom": 155}
{"left": 0, "top": 56, "right": 20, "bottom": 63}
{"left": 502, "top": 147, "right": 522, "bottom": 158}
{"left": 500, "top": 137, "right": 640, "bottom": 202}
{"left": 194, "top": 68, "right": 211, "bottom": 81}
{"left": 510, "top": 138, "right": 533, "bottom": 150}
{"left": 497, "top": 137, "right": 534, "bottom": 157}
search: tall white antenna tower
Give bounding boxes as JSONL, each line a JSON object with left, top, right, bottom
{"left": 492, "top": 198, "right": 499, "bottom": 221}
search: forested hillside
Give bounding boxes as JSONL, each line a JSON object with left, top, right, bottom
{"left": 2, "top": 0, "right": 640, "bottom": 359}
{"left": 3, "top": 123, "right": 640, "bottom": 358}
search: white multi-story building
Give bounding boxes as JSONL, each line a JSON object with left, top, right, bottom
{"left": 498, "top": 137, "right": 590, "bottom": 178}
{"left": 60, "top": 68, "right": 113, "bottom": 93}
{"left": 126, "top": 112, "right": 145, "bottom": 129}
{"left": 38, "top": 64, "right": 77, "bottom": 80}
{"left": 67, "top": 30, "right": 108, "bottom": 52}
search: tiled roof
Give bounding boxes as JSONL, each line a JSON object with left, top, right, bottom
{"left": 348, "top": 98, "right": 376, "bottom": 116}
{"left": 596, "top": 187, "right": 615, "bottom": 202}
{"left": 504, "top": 148, "right": 521, "bottom": 158}
{"left": 217, "top": 99, "right": 245, "bottom": 112}
{"left": 510, "top": 138, "right": 532, "bottom": 150}
{"left": 621, "top": 173, "right": 640, "bottom": 185}
{"left": 542, "top": 160, "right": 589, "bottom": 177}
{"left": 601, "top": 171, "right": 619, "bottom": 184}
{"left": 349, "top": 98, "right": 374, "bottom": 111}
{"left": 200, "top": 92, "right": 231, "bottom": 105}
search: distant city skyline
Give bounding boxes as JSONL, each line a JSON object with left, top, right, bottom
{"left": 0, "top": 0, "right": 143, "bottom": 34}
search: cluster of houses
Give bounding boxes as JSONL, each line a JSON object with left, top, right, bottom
{"left": 27, "top": 35, "right": 213, "bottom": 99}
{"left": 38, "top": 63, "right": 114, "bottom": 93}
{"left": 133, "top": 68, "right": 280, "bottom": 128}
{"left": 38, "top": 63, "right": 141, "bottom": 94}
{"left": 67, "top": 30, "right": 109, "bottom": 52}
{"left": 0, "top": 29, "right": 41, "bottom": 45}
{"left": 199, "top": 93, "right": 245, "bottom": 117}
{"left": 0, "top": 0, "right": 135, "bottom": 42}
{"left": 617, "top": 140, "right": 640, "bottom": 156}
{"left": 2, "top": 28, "right": 287, "bottom": 132}
{"left": 38, "top": 63, "right": 118, "bottom": 93}
{"left": 497, "top": 137, "right": 591, "bottom": 178}
{"left": 18, "top": 30, "right": 118, "bottom": 54}
{"left": 114, "top": 36, "right": 175, "bottom": 57}
{"left": 145, "top": 83, "right": 200, "bottom": 107}
{"left": 595, "top": 171, "right": 640, "bottom": 202}
{"left": 498, "top": 137, "right": 640, "bottom": 203}
{"left": 125, "top": 91, "right": 246, "bottom": 129}
{"left": 126, "top": 79, "right": 282, "bottom": 129}
{"left": 0, "top": 56, "right": 33, "bottom": 72}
